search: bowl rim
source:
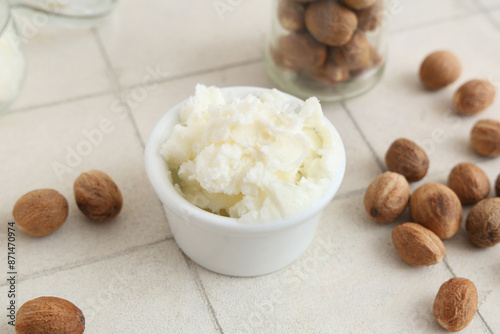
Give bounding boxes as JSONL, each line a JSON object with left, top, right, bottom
{"left": 144, "top": 86, "right": 346, "bottom": 235}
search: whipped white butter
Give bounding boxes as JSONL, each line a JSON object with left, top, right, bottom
{"left": 160, "top": 85, "right": 341, "bottom": 223}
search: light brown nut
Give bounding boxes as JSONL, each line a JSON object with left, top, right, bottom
{"left": 454, "top": 79, "right": 495, "bottom": 115}
{"left": 496, "top": 174, "right": 500, "bottom": 197}
{"left": 470, "top": 119, "right": 500, "bottom": 157}
{"left": 433, "top": 278, "right": 478, "bottom": 332}
{"left": 13, "top": 189, "right": 68, "bottom": 237}
{"left": 305, "top": 1, "right": 357, "bottom": 46}
{"left": 448, "top": 162, "right": 490, "bottom": 205}
{"left": 409, "top": 183, "right": 462, "bottom": 240}
{"left": 16, "top": 296, "right": 85, "bottom": 334}
{"left": 391, "top": 222, "right": 445, "bottom": 266}
{"left": 275, "top": 32, "right": 327, "bottom": 71}
{"left": 278, "top": 0, "right": 306, "bottom": 32}
{"left": 385, "top": 138, "right": 429, "bottom": 182}
{"left": 330, "top": 32, "right": 373, "bottom": 71}
{"left": 340, "top": 0, "right": 376, "bottom": 10}
{"left": 465, "top": 198, "right": 500, "bottom": 247}
{"left": 308, "top": 61, "right": 350, "bottom": 85}
{"left": 363, "top": 171, "right": 410, "bottom": 223}
{"left": 74, "top": 170, "right": 123, "bottom": 222}
{"left": 356, "top": 0, "right": 384, "bottom": 31}
{"left": 419, "top": 51, "right": 461, "bottom": 90}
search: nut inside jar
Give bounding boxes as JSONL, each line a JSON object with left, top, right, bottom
{"left": 267, "top": 0, "right": 387, "bottom": 100}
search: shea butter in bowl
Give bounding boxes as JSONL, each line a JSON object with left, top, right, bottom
{"left": 145, "top": 85, "right": 345, "bottom": 276}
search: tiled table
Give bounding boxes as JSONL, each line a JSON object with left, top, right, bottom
{"left": 1, "top": 0, "right": 500, "bottom": 333}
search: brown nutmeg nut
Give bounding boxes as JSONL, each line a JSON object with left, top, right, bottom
{"left": 470, "top": 119, "right": 500, "bottom": 157}
{"left": 385, "top": 138, "right": 429, "bottom": 182}
{"left": 454, "top": 79, "right": 495, "bottom": 115}
{"left": 274, "top": 32, "right": 327, "bottom": 72}
{"left": 448, "top": 162, "right": 490, "bottom": 205}
{"left": 305, "top": 1, "right": 357, "bottom": 46}
{"left": 356, "top": 0, "right": 383, "bottom": 31}
{"left": 363, "top": 171, "right": 410, "bottom": 223}
{"left": 465, "top": 198, "right": 500, "bottom": 247}
{"left": 278, "top": 0, "right": 306, "bottom": 32}
{"left": 419, "top": 51, "right": 461, "bottom": 90}
{"left": 330, "top": 32, "right": 373, "bottom": 71}
{"left": 13, "top": 189, "right": 68, "bottom": 237}
{"left": 308, "top": 60, "right": 350, "bottom": 85}
{"left": 74, "top": 170, "right": 123, "bottom": 222}
{"left": 16, "top": 296, "right": 85, "bottom": 334}
{"left": 340, "top": 0, "right": 376, "bottom": 10}
{"left": 496, "top": 174, "right": 500, "bottom": 197}
{"left": 410, "top": 183, "right": 462, "bottom": 240}
{"left": 392, "top": 223, "right": 445, "bottom": 266}
{"left": 433, "top": 278, "right": 478, "bottom": 332}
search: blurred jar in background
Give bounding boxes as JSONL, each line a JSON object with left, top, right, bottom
{"left": 265, "top": 0, "right": 388, "bottom": 102}
{"left": 10, "top": 0, "right": 118, "bottom": 27}
{"left": 0, "top": 0, "right": 26, "bottom": 114}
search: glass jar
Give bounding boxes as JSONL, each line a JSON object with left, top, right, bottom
{"left": 0, "top": 0, "right": 26, "bottom": 114}
{"left": 265, "top": 0, "right": 387, "bottom": 101}
{"left": 10, "top": 0, "right": 118, "bottom": 27}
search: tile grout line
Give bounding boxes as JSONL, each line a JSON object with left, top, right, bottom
{"left": 7, "top": 90, "right": 113, "bottom": 114}
{"left": 92, "top": 27, "right": 226, "bottom": 334}
{"left": 91, "top": 28, "right": 146, "bottom": 149}
{"left": 6, "top": 57, "right": 264, "bottom": 116}
{"left": 182, "top": 254, "right": 225, "bottom": 334}
{"left": 0, "top": 237, "right": 172, "bottom": 287}
{"left": 390, "top": 10, "right": 484, "bottom": 35}
{"left": 340, "top": 101, "right": 385, "bottom": 173}
{"left": 473, "top": 0, "right": 500, "bottom": 31}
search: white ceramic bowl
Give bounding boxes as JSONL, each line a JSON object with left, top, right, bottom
{"left": 145, "top": 86, "right": 346, "bottom": 277}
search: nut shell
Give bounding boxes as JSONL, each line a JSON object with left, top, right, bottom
{"left": 465, "top": 198, "right": 500, "bottom": 247}
{"left": 74, "top": 170, "right": 123, "bottom": 222}
{"left": 385, "top": 138, "right": 429, "bottom": 182}
{"left": 15, "top": 296, "right": 85, "bottom": 334}
{"left": 454, "top": 79, "right": 495, "bottom": 116}
{"left": 433, "top": 278, "right": 478, "bottom": 332}
{"left": 448, "top": 162, "right": 490, "bottom": 205}
{"left": 13, "top": 189, "right": 68, "bottom": 237}
{"left": 410, "top": 183, "right": 462, "bottom": 240}
{"left": 391, "top": 222, "right": 445, "bottom": 266}
{"left": 330, "top": 32, "right": 373, "bottom": 71}
{"left": 274, "top": 32, "right": 327, "bottom": 72}
{"left": 340, "top": 0, "right": 376, "bottom": 10}
{"left": 305, "top": 1, "right": 358, "bottom": 46}
{"left": 308, "top": 60, "right": 350, "bottom": 85}
{"left": 278, "top": 0, "right": 306, "bottom": 32}
{"left": 356, "top": 0, "right": 384, "bottom": 31}
{"left": 470, "top": 119, "right": 500, "bottom": 157}
{"left": 419, "top": 51, "right": 461, "bottom": 90}
{"left": 363, "top": 171, "right": 410, "bottom": 223}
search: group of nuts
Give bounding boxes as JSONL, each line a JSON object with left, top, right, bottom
{"left": 271, "top": 0, "right": 383, "bottom": 85}
{"left": 13, "top": 170, "right": 122, "bottom": 237}
{"left": 363, "top": 51, "right": 499, "bottom": 332}
{"left": 12, "top": 170, "right": 122, "bottom": 333}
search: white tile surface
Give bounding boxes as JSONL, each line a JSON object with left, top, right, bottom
{"left": 97, "top": 0, "right": 271, "bottom": 88}
{"left": 0, "top": 241, "right": 219, "bottom": 334}
{"left": 388, "top": 0, "right": 480, "bottom": 31}
{"left": 1, "top": 1, "right": 500, "bottom": 333}
{"left": 347, "top": 15, "right": 500, "bottom": 177}
{"left": 10, "top": 12, "right": 112, "bottom": 110}
{"left": 0, "top": 94, "right": 170, "bottom": 277}
{"left": 196, "top": 195, "right": 492, "bottom": 333}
